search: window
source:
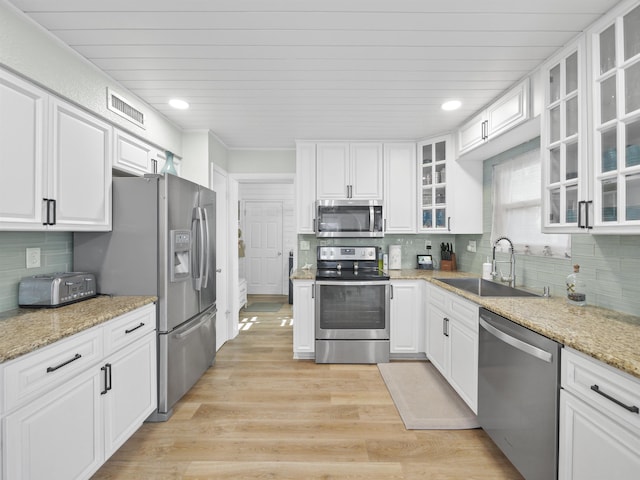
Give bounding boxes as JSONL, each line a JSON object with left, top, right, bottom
{"left": 492, "top": 147, "right": 571, "bottom": 258}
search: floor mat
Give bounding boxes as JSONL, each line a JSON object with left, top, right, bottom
{"left": 242, "top": 302, "right": 284, "bottom": 312}
{"left": 378, "top": 361, "right": 479, "bottom": 430}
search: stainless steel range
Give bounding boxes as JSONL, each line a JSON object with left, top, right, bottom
{"left": 315, "top": 246, "right": 390, "bottom": 364}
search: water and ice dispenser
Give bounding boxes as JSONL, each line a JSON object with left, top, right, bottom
{"left": 170, "top": 230, "right": 191, "bottom": 282}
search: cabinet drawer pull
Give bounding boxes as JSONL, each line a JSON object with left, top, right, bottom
{"left": 101, "top": 363, "right": 113, "bottom": 395}
{"left": 590, "top": 384, "right": 639, "bottom": 414}
{"left": 125, "top": 322, "right": 145, "bottom": 334}
{"left": 46, "top": 353, "right": 82, "bottom": 373}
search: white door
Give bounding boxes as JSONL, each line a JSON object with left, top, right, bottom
{"left": 245, "top": 201, "right": 283, "bottom": 295}
{"left": 211, "top": 168, "right": 229, "bottom": 350}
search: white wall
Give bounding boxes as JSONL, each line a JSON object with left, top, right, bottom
{"left": 0, "top": 0, "right": 182, "bottom": 155}
{"left": 228, "top": 149, "right": 295, "bottom": 174}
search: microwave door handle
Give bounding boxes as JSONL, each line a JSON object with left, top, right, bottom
{"left": 369, "top": 206, "right": 374, "bottom": 232}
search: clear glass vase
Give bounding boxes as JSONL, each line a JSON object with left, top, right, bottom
{"left": 161, "top": 151, "right": 177, "bottom": 175}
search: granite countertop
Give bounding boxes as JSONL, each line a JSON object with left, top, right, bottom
{"left": 291, "top": 268, "right": 640, "bottom": 380}
{"left": 0, "top": 295, "right": 157, "bottom": 364}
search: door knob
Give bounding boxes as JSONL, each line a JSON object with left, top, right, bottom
{"left": 277, "top": 252, "right": 282, "bottom": 256}
{"left": 216, "top": 268, "right": 222, "bottom": 273}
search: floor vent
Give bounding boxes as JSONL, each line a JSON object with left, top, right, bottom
{"left": 107, "top": 88, "right": 145, "bottom": 129}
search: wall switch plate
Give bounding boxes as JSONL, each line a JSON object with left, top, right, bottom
{"left": 26, "top": 247, "right": 41, "bottom": 269}
{"left": 467, "top": 240, "right": 477, "bottom": 253}
{"left": 300, "top": 240, "right": 310, "bottom": 251}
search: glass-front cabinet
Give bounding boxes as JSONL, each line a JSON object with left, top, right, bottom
{"left": 542, "top": 38, "right": 588, "bottom": 232}
{"left": 542, "top": 0, "right": 640, "bottom": 234}
{"left": 419, "top": 137, "right": 448, "bottom": 230}
{"left": 591, "top": 1, "right": 640, "bottom": 232}
{"left": 417, "top": 134, "right": 482, "bottom": 234}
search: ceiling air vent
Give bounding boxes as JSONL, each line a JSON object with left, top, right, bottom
{"left": 107, "top": 88, "right": 145, "bottom": 129}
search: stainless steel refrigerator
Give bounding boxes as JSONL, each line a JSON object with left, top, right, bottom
{"left": 74, "top": 174, "right": 216, "bottom": 421}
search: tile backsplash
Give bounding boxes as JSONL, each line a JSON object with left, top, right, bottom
{"left": 0, "top": 232, "right": 72, "bottom": 312}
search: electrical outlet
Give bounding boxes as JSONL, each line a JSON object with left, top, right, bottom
{"left": 467, "top": 240, "right": 477, "bottom": 253}
{"left": 425, "top": 240, "right": 431, "bottom": 249}
{"left": 26, "top": 247, "right": 41, "bottom": 269}
{"left": 300, "top": 240, "right": 310, "bottom": 251}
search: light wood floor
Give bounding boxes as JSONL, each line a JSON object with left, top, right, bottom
{"left": 92, "top": 296, "right": 523, "bottom": 479}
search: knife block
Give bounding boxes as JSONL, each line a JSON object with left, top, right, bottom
{"left": 440, "top": 253, "right": 457, "bottom": 271}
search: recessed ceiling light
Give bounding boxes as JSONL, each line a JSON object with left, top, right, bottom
{"left": 441, "top": 100, "right": 462, "bottom": 111}
{"left": 169, "top": 98, "right": 189, "bottom": 110}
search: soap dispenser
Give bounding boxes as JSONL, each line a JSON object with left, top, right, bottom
{"left": 566, "top": 264, "right": 586, "bottom": 306}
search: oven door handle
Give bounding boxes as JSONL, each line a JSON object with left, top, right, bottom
{"left": 315, "top": 280, "right": 390, "bottom": 287}
{"left": 479, "top": 317, "right": 553, "bottom": 363}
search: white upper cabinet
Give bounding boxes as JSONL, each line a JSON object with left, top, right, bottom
{"left": 417, "top": 135, "right": 482, "bottom": 234}
{"left": 0, "top": 67, "right": 112, "bottom": 232}
{"left": 0, "top": 68, "right": 47, "bottom": 228}
{"left": 295, "top": 142, "right": 316, "bottom": 234}
{"left": 542, "top": 0, "right": 640, "bottom": 234}
{"left": 316, "top": 142, "right": 383, "bottom": 200}
{"left": 384, "top": 143, "right": 417, "bottom": 233}
{"left": 587, "top": 0, "right": 640, "bottom": 233}
{"left": 49, "top": 98, "right": 112, "bottom": 231}
{"left": 458, "top": 78, "right": 531, "bottom": 156}
{"left": 113, "top": 128, "right": 162, "bottom": 176}
{"left": 541, "top": 38, "right": 589, "bottom": 233}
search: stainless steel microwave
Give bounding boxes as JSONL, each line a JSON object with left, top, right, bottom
{"left": 315, "top": 200, "right": 384, "bottom": 238}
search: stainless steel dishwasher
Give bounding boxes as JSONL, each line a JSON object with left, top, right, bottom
{"left": 478, "top": 308, "right": 561, "bottom": 480}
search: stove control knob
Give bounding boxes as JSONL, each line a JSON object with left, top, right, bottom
{"left": 336, "top": 263, "right": 342, "bottom": 271}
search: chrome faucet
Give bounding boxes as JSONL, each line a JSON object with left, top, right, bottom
{"left": 492, "top": 236, "right": 516, "bottom": 288}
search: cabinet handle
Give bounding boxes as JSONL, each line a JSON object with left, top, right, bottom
{"left": 125, "top": 322, "right": 145, "bottom": 334}
{"left": 42, "top": 198, "right": 49, "bottom": 225}
{"left": 447, "top": 216, "right": 451, "bottom": 232}
{"left": 590, "top": 384, "right": 639, "bottom": 414}
{"left": 47, "top": 353, "right": 82, "bottom": 373}
{"left": 48, "top": 199, "right": 56, "bottom": 225}
{"left": 483, "top": 120, "right": 489, "bottom": 140}
{"left": 443, "top": 317, "right": 449, "bottom": 337}
{"left": 106, "top": 363, "right": 112, "bottom": 392}
{"left": 101, "top": 363, "right": 112, "bottom": 395}
{"left": 586, "top": 200, "right": 593, "bottom": 229}
{"left": 578, "top": 200, "right": 585, "bottom": 228}
{"left": 390, "top": 284, "right": 394, "bottom": 299}
{"left": 151, "top": 158, "right": 158, "bottom": 173}
{"left": 311, "top": 284, "right": 315, "bottom": 299}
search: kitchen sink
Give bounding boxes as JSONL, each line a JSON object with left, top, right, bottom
{"left": 435, "top": 277, "right": 540, "bottom": 297}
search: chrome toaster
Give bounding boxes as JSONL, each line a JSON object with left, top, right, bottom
{"left": 18, "top": 272, "right": 96, "bottom": 308}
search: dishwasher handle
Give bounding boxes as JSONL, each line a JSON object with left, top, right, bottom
{"left": 479, "top": 316, "right": 553, "bottom": 363}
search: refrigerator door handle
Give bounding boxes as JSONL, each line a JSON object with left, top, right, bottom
{"left": 201, "top": 206, "right": 211, "bottom": 288}
{"left": 197, "top": 207, "right": 206, "bottom": 291}
{"left": 191, "top": 209, "right": 203, "bottom": 291}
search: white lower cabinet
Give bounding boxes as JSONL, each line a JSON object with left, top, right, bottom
{"left": 1, "top": 303, "right": 157, "bottom": 480}
{"left": 425, "top": 283, "right": 478, "bottom": 412}
{"left": 103, "top": 333, "right": 157, "bottom": 458}
{"left": 5, "top": 367, "right": 103, "bottom": 480}
{"left": 292, "top": 280, "right": 315, "bottom": 359}
{"left": 559, "top": 348, "right": 640, "bottom": 480}
{"left": 390, "top": 280, "right": 424, "bottom": 356}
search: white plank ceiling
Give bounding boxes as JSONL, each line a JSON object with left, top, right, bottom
{"left": 7, "top": 0, "right": 622, "bottom": 148}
